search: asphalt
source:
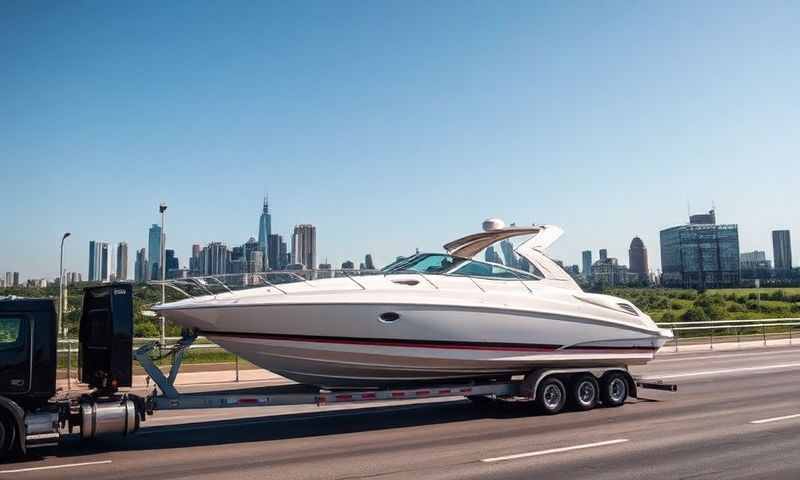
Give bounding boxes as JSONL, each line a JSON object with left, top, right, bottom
{"left": 6, "top": 345, "right": 800, "bottom": 479}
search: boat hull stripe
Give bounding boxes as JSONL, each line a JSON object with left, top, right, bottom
{"left": 200, "top": 331, "right": 658, "bottom": 353}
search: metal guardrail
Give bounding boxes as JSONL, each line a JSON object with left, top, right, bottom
{"left": 655, "top": 318, "right": 800, "bottom": 351}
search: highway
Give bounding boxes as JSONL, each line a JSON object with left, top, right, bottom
{"left": 5, "top": 345, "right": 800, "bottom": 479}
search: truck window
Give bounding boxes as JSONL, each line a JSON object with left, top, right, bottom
{"left": 0, "top": 317, "right": 21, "bottom": 346}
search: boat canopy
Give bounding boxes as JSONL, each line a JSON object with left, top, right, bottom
{"left": 444, "top": 226, "right": 542, "bottom": 258}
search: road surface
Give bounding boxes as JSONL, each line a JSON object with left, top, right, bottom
{"left": 5, "top": 345, "right": 800, "bottom": 479}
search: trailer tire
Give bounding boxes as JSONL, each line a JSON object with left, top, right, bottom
{"left": 569, "top": 374, "right": 599, "bottom": 411}
{"left": 536, "top": 377, "right": 566, "bottom": 415}
{"left": 601, "top": 372, "right": 628, "bottom": 408}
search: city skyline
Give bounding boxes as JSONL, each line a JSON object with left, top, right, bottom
{"left": 2, "top": 3, "right": 800, "bottom": 279}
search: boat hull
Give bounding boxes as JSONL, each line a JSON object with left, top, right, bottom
{"left": 159, "top": 301, "right": 670, "bottom": 388}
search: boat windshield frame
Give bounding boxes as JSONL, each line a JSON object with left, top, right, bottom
{"left": 382, "top": 253, "right": 541, "bottom": 281}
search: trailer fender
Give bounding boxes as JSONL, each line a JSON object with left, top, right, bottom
{"left": 0, "top": 395, "right": 26, "bottom": 455}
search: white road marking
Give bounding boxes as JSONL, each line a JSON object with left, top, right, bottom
{"left": 480, "top": 439, "right": 629, "bottom": 463}
{"left": 653, "top": 348, "right": 800, "bottom": 364}
{"left": 750, "top": 413, "right": 800, "bottom": 425}
{"left": 647, "top": 362, "right": 800, "bottom": 379}
{"left": 0, "top": 460, "right": 112, "bottom": 474}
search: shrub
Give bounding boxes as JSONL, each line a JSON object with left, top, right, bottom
{"left": 660, "top": 311, "right": 677, "bottom": 323}
{"left": 670, "top": 300, "right": 683, "bottom": 310}
{"left": 682, "top": 307, "right": 708, "bottom": 322}
{"left": 727, "top": 303, "right": 747, "bottom": 313}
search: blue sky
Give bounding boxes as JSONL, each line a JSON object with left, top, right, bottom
{"left": 1, "top": 1, "right": 798, "bottom": 279}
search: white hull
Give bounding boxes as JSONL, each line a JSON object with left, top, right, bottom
{"left": 159, "top": 296, "right": 671, "bottom": 388}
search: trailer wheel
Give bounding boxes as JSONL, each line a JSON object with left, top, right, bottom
{"left": 569, "top": 374, "right": 599, "bottom": 411}
{"left": 601, "top": 372, "right": 628, "bottom": 407}
{"left": 536, "top": 377, "right": 566, "bottom": 414}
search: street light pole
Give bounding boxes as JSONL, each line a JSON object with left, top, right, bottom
{"left": 58, "top": 232, "right": 71, "bottom": 338}
{"left": 159, "top": 203, "right": 167, "bottom": 347}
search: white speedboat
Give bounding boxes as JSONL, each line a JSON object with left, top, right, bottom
{"left": 153, "top": 220, "right": 673, "bottom": 388}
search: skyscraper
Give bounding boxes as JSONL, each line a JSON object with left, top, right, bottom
{"left": 202, "top": 242, "right": 230, "bottom": 275}
{"left": 292, "top": 224, "right": 316, "bottom": 270}
{"left": 88, "top": 241, "right": 111, "bottom": 282}
{"left": 341, "top": 260, "right": 355, "bottom": 269}
{"left": 189, "top": 244, "right": 202, "bottom": 276}
{"left": 772, "top": 230, "right": 793, "bottom": 272}
{"left": 581, "top": 250, "right": 592, "bottom": 279}
{"left": 147, "top": 224, "right": 162, "bottom": 280}
{"left": 628, "top": 237, "right": 649, "bottom": 280}
{"left": 599, "top": 249, "right": 608, "bottom": 262}
{"left": 135, "top": 248, "right": 147, "bottom": 283}
{"left": 499, "top": 239, "right": 518, "bottom": 268}
{"left": 12, "top": 272, "right": 19, "bottom": 286}
{"left": 268, "top": 234, "right": 287, "bottom": 270}
{"left": 485, "top": 246, "right": 503, "bottom": 264}
{"left": 364, "top": 254, "right": 375, "bottom": 270}
{"left": 258, "top": 197, "right": 272, "bottom": 270}
{"left": 116, "top": 242, "right": 128, "bottom": 280}
{"left": 4, "top": 272, "right": 11, "bottom": 287}
{"left": 165, "top": 249, "right": 179, "bottom": 278}
{"left": 660, "top": 211, "right": 740, "bottom": 289}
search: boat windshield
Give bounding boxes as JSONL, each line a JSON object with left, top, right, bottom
{"left": 383, "top": 253, "right": 539, "bottom": 280}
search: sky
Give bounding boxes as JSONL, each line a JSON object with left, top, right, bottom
{"left": 1, "top": 1, "right": 798, "bottom": 279}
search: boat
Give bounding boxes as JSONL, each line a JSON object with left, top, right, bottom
{"left": 152, "top": 219, "right": 673, "bottom": 389}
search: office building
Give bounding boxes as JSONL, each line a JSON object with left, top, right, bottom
{"left": 628, "top": 237, "right": 649, "bottom": 280}
{"left": 12, "top": 272, "right": 19, "bottom": 286}
{"left": 88, "top": 241, "right": 111, "bottom": 282}
{"left": 690, "top": 209, "right": 716, "bottom": 225}
{"left": 292, "top": 224, "right": 316, "bottom": 270}
{"left": 318, "top": 262, "right": 333, "bottom": 279}
{"left": 772, "top": 230, "right": 793, "bottom": 272}
{"left": 660, "top": 211, "right": 740, "bottom": 289}
{"left": 189, "top": 244, "right": 203, "bottom": 276}
{"left": 116, "top": 242, "right": 128, "bottom": 280}
{"left": 258, "top": 197, "right": 272, "bottom": 270}
{"left": 341, "top": 260, "right": 355, "bottom": 270}
{"left": 165, "top": 249, "right": 179, "bottom": 278}
{"left": 499, "top": 239, "right": 518, "bottom": 268}
{"left": 599, "top": 249, "right": 608, "bottom": 262}
{"left": 268, "top": 234, "right": 287, "bottom": 270}
{"left": 148, "top": 224, "right": 162, "bottom": 280}
{"left": 485, "top": 246, "right": 503, "bottom": 264}
{"left": 364, "top": 254, "right": 375, "bottom": 270}
{"left": 4, "top": 272, "right": 12, "bottom": 287}
{"left": 201, "top": 242, "right": 230, "bottom": 275}
{"left": 740, "top": 250, "right": 772, "bottom": 279}
{"left": 581, "top": 250, "right": 592, "bottom": 278}
{"left": 135, "top": 248, "right": 148, "bottom": 284}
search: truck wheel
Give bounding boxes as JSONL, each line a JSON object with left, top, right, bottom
{"left": 536, "top": 377, "right": 566, "bottom": 414}
{"left": 569, "top": 374, "right": 599, "bottom": 411}
{"left": 601, "top": 372, "right": 628, "bottom": 408}
{"left": 0, "top": 414, "right": 16, "bottom": 460}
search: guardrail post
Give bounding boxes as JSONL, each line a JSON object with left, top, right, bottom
{"left": 674, "top": 329, "right": 679, "bottom": 352}
{"left": 736, "top": 327, "right": 740, "bottom": 348}
{"left": 235, "top": 355, "right": 240, "bottom": 382}
{"left": 763, "top": 324, "right": 767, "bottom": 346}
{"left": 790, "top": 325, "right": 793, "bottom": 345}
{"left": 710, "top": 328, "right": 713, "bottom": 350}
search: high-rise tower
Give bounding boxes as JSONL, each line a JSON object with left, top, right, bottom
{"left": 772, "top": 230, "right": 793, "bottom": 272}
{"left": 258, "top": 196, "right": 272, "bottom": 271}
{"left": 628, "top": 237, "right": 649, "bottom": 280}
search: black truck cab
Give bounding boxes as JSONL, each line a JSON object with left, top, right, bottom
{"left": 0, "top": 297, "right": 57, "bottom": 408}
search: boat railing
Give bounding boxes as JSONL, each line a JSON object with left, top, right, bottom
{"left": 148, "top": 267, "right": 537, "bottom": 302}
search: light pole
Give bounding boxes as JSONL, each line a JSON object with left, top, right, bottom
{"left": 159, "top": 203, "right": 167, "bottom": 347}
{"left": 58, "top": 232, "right": 71, "bottom": 338}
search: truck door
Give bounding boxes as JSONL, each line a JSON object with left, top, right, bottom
{"left": 0, "top": 313, "right": 32, "bottom": 394}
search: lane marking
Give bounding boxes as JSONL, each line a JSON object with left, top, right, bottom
{"left": 750, "top": 413, "right": 800, "bottom": 425}
{"left": 647, "top": 362, "right": 800, "bottom": 379}
{"left": 0, "top": 460, "right": 112, "bottom": 474}
{"left": 653, "top": 348, "right": 800, "bottom": 364}
{"left": 480, "top": 439, "right": 629, "bottom": 463}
